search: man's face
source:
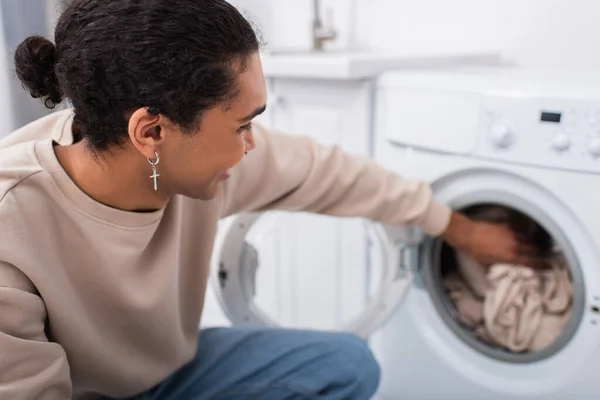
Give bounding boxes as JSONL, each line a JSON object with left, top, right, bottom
{"left": 160, "top": 53, "right": 267, "bottom": 200}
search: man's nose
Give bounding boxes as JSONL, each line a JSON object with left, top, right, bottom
{"left": 244, "top": 130, "right": 256, "bottom": 152}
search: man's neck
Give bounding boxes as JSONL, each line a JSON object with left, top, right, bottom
{"left": 54, "top": 140, "right": 169, "bottom": 213}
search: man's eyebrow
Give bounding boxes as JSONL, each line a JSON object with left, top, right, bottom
{"left": 238, "top": 104, "right": 267, "bottom": 123}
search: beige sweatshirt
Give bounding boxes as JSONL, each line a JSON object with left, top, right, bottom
{"left": 0, "top": 110, "right": 450, "bottom": 399}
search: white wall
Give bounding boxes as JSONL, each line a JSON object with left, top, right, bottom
{"left": 229, "top": 0, "right": 357, "bottom": 51}
{"left": 354, "top": 0, "right": 600, "bottom": 69}
{"left": 232, "top": 0, "right": 600, "bottom": 69}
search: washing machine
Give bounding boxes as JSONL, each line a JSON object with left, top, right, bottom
{"left": 209, "top": 67, "right": 600, "bottom": 399}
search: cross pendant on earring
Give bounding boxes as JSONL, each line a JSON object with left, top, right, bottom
{"left": 150, "top": 165, "right": 160, "bottom": 191}
{"left": 147, "top": 151, "right": 160, "bottom": 191}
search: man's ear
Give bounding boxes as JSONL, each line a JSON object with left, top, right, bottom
{"left": 127, "top": 107, "right": 166, "bottom": 158}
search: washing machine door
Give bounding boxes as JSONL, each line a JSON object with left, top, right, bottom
{"left": 210, "top": 212, "right": 423, "bottom": 338}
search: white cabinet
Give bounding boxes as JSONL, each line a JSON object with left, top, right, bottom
{"left": 249, "top": 77, "right": 376, "bottom": 330}
{"left": 266, "top": 78, "right": 373, "bottom": 152}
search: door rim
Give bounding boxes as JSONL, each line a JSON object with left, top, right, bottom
{"left": 210, "top": 212, "right": 419, "bottom": 338}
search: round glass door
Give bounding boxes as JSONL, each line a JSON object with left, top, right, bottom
{"left": 210, "top": 211, "right": 420, "bottom": 338}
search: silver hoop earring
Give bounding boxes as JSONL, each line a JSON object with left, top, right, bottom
{"left": 147, "top": 151, "right": 160, "bottom": 191}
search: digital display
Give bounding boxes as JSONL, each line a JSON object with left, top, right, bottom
{"left": 540, "top": 111, "right": 562, "bottom": 123}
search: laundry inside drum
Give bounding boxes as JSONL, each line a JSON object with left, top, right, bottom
{"left": 434, "top": 203, "right": 576, "bottom": 359}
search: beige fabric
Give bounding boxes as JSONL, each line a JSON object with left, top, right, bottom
{"left": 444, "top": 273, "right": 484, "bottom": 328}
{"left": 442, "top": 272, "right": 495, "bottom": 346}
{"left": 0, "top": 110, "right": 451, "bottom": 400}
{"left": 446, "top": 251, "right": 572, "bottom": 353}
{"left": 531, "top": 255, "right": 572, "bottom": 351}
{"left": 455, "top": 252, "right": 490, "bottom": 299}
{"left": 484, "top": 265, "right": 544, "bottom": 352}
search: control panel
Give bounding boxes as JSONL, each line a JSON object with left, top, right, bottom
{"left": 477, "top": 95, "right": 600, "bottom": 174}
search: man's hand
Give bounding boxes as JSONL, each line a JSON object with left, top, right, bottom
{"left": 441, "top": 211, "right": 550, "bottom": 269}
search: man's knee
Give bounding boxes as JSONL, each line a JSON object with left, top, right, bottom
{"left": 339, "top": 333, "right": 381, "bottom": 380}
{"left": 207, "top": 328, "right": 381, "bottom": 398}
{"left": 322, "top": 332, "right": 381, "bottom": 397}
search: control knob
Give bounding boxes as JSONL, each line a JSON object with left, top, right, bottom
{"left": 588, "top": 137, "right": 600, "bottom": 157}
{"left": 490, "top": 124, "right": 513, "bottom": 148}
{"left": 551, "top": 133, "right": 570, "bottom": 152}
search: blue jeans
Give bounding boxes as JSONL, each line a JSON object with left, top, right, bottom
{"left": 118, "top": 326, "right": 380, "bottom": 400}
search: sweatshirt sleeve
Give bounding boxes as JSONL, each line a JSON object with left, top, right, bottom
{"left": 220, "top": 124, "right": 451, "bottom": 236}
{"left": 0, "top": 261, "right": 72, "bottom": 399}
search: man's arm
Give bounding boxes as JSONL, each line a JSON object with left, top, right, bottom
{"left": 221, "top": 124, "right": 544, "bottom": 267}
{"left": 0, "top": 261, "right": 72, "bottom": 399}
{"left": 220, "top": 124, "right": 451, "bottom": 236}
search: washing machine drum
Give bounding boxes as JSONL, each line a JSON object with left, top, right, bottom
{"left": 210, "top": 212, "right": 421, "bottom": 338}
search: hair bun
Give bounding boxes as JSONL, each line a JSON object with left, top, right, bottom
{"left": 14, "top": 35, "right": 63, "bottom": 108}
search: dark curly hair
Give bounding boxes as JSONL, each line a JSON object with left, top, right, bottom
{"left": 13, "top": 0, "right": 260, "bottom": 152}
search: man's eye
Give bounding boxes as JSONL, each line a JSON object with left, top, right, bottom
{"left": 238, "top": 122, "right": 253, "bottom": 133}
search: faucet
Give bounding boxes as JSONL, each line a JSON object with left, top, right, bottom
{"left": 312, "top": 0, "right": 337, "bottom": 51}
